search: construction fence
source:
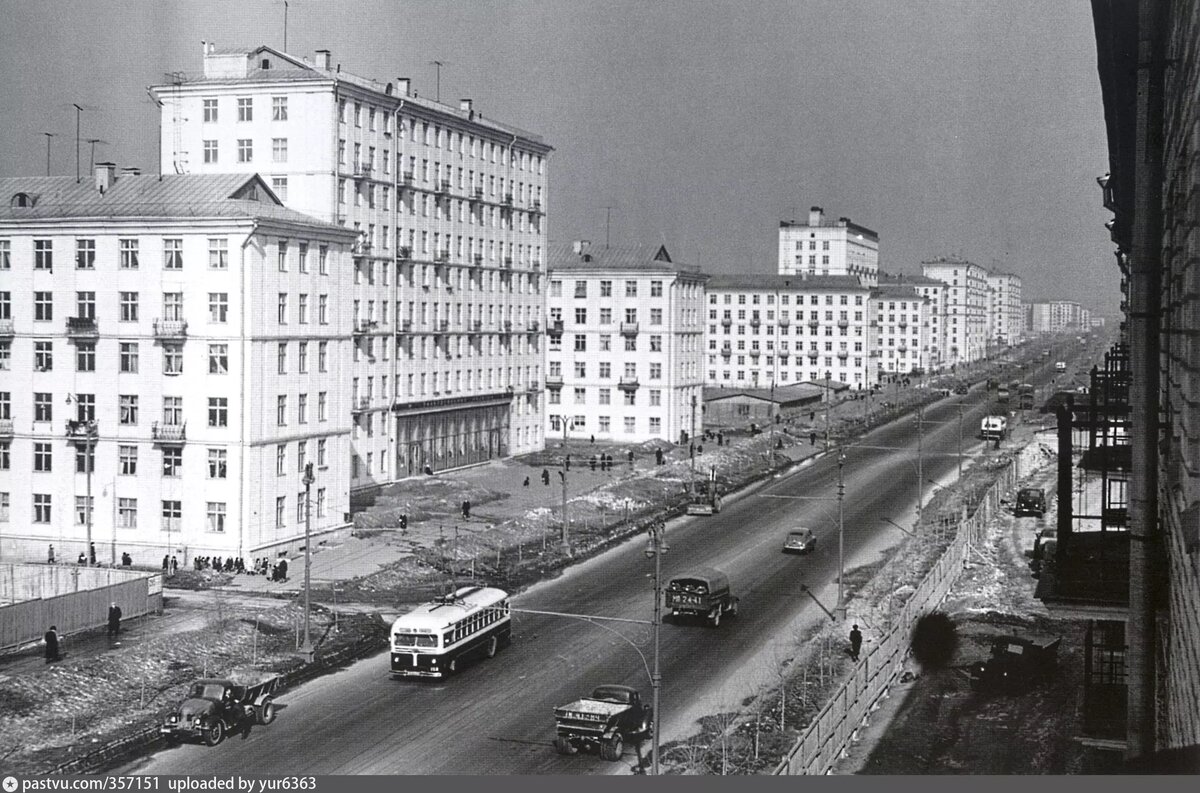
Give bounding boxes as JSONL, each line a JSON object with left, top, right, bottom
{"left": 0, "top": 564, "right": 163, "bottom": 651}
{"left": 773, "top": 442, "right": 1042, "bottom": 775}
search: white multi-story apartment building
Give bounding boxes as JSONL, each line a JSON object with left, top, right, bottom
{"left": 705, "top": 274, "right": 874, "bottom": 389}
{"left": 985, "top": 271, "right": 1023, "bottom": 347}
{"left": 1025, "top": 300, "right": 1088, "bottom": 334}
{"left": 921, "top": 257, "right": 990, "bottom": 365}
{"left": 869, "top": 281, "right": 931, "bottom": 376}
{"left": 884, "top": 274, "right": 948, "bottom": 372}
{"left": 546, "top": 243, "right": 707, "bottom": 442}
{"left": 778, "top": 207, "right": 879, "bottom": 287}
{"left": 0, "top": 168, "right": 355, "bottom": 562}
{"left": 152, "top": 43, "right": 551, "bottom": 490}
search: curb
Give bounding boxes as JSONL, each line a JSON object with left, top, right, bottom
{"left": 52, "top": 627, "right": 388, "bottom": 775}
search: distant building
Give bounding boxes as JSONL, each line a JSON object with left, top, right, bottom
{"left": 921, "top": 257, "right": 990, "bottom": 364}
{"left": 0, "top": 168, "right": 356, "bottom": 561}
{"left": 702, "top": 384, "right": 824, "bottom": 428}
{"left": 778, "top": 207, "right": 879, "bottom": 287}
{"left": 151, "top": 43, "right": 552, "bottom": 490}
{"left": 704, "top": 273, "right": 874, "bottom": 389}
{"left": 1025, "top": 300, "right": 1087, "bottom": 333}
{"left": 546, "top": 242, "right": 707, "bottom": 443}
{"left": 986, "top": 271, "right": 1023, "bottom": 346}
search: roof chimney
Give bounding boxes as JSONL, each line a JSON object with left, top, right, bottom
{"left": 201, "top": 40, "right": 207, "bottom": 58}
{"left": 121, "top": 167, "right": 141, "bottom": 177}
{"left": 573, "top": 240, "right": 591, "bottom": 257}
{"left": 459, "top": 99, "right": 474, "bottom": 117}
{"left": 315, "top": 49, "right": 332, "bottom": 70}
{"left": 808, "top": 206, "right": 823, "bottom": 226}
{"left": 95, "top": 162, "right": 118, "bottom": 194}
{"left": 838, "top": 216, "right": 851, "bottom": 226}
{"left": 396, "top": 77, "right": 411, "bottom": 97}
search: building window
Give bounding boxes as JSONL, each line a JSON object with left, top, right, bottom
{"left": 203, "top": 98, "right": 218, "bottom": 123}
{"left": 120, "top": 342, "right": 139, "bottom": 373}
{"left": 297, "top": 394, "right": 308, "bottom": 424}
{"left": 208, "top": 238, "right": 228, "bottom": 269}
{"left": 163, "top": 238, "right": 183, "bottom": 269}
{"left": 75, "top": 342, "right": 95, "bottom": 372}
{"left": 207, "top": 502, "right": 227, "bottom": 533}
{"left": 277, "top": 395, "right": 287, "bottom": 426}
{"left": 209, "top": 293, "right": 228, "bottom": 323}
{"left": 35, "top": 291, "right": 53, "bottom": 321}
{"left": 34, "top": 442, "right": 52, "bottom": 472}
{"left": 275, "top": 496, "right": 287, "bottom": 529}
{"left": 119, "top": 238, "right": 139, "bottom": 269}
{"left": 203, "top": 140, "right": 218, "bottom": 163}
{"left": 34, "top": 239, "right": 53, "bottom": 270}
{"left": 119, "top": 445, "right": 137, "bottom": 475}
{"left": 237, "top": 139, "right": 252, "bottom": 162}
{"left": 650, "top": 280, "right": 663, "bottom": 297}
{"left": 163, "top": 345, "right": 183, "bottom": 375}
{"left": 208, "top": 397, "right": 228, "bottom": 428}
{"left": 272, "top": 176, "right": 288, "bottom": 201}
{"left": 272, "top": 137, "right": 288, "bottom": 163}
{"left": 33, "top": 494, "right": 51, "bottom": 524}
{"left": 34, "top": 341, "right": 53, "bottom": 371}
{"left": 318, "top": 391, "right": 327, "bottom": 421}
{"left": 75, "top": 238, "right": 95, "bottom": 269}
{"left": 298, "top": 294, "right": 308, "bottom": 324}
{"left": 119, "top": 292, "right": 139, "bottom": 321}
{"left": 237, "top": 97, "right": 253, "bottom": 121}
{"left": 119, "top": 394, "right": 138, "bottom": 425}
{"left": 162, "top": 500, "right": 182, "bottom": 532}
{"left": 278, "top": 293, "right": 288, "bottom": 324}
{"left": 118, "top": 498, "right": 137, "bottom": 529}
{"left": 272, "top": 95, "right": 288, "bottom": 121}
{"left": 208, "top": 448, "right": 227, "bottom": 479}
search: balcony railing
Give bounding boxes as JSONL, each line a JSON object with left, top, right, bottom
{"left": 750, "top": 317, "right": 761, "bottom": 328}
{"left": 618, "top": 376, "right": 640, "bottom": 390}
{"left": 808, "top": 319, "right": 819, "bottom": 329}
{"left": 779, "top": 354, "right": 790, "bottom": 364}
{"left": 354, "top": 319, "right": 378, "bottom": 334}
{"left": 503, "top": 320, "right": 513, "bottom": 333}
{"left": 837, "top": 319, "right": 849, "bottom": 329}
{"left": 435, "top": 250, "right": 451, "bottom": 263}
{"left": 352, "top": 397, "right": 372, "bottom": 412}
{"left": 66, "top": 316, "right": 98, "bottom": 339}
{"left": 400, "top": 171, "right": 414, "bottom": 185}
{"left": 353, "top": 161, "right": 373, "bottom": 179}
{"left": 502, "top": 193, "right": 514, "bottom": 206}
{"left": 66, "top": 419, "right": 98, "bottom": 441}
{"left": 0, "top": 318, "right": 13, "bottom": 338}
{"left": 531, "top": 199, "right": 542, "bottom": 213}
{"left": 437, "top": 320, "right": 450, "bottom": 333}
{"left": 720, "top": 346, "right": 732, "bottom": 356}
{"left": 502, "top": 257, "right": 513, "bottom": 268}
{"left": 436, "top": 179, "right": 451, "bottom": 195}
{"left": 545, "top": 374, "right": 564, "bottom": 388}
{"left": 620, "top": 322, "right": 639, "bottom": 337}
{"left": 472, "top": 253, "right": 484, "bottom": 267}
{"left": 749, "top": 348, "right": 761, "bottom": 357}
{"left": 397, "top": 246, "right": 411, "bottom": 260}
{"left": 837, "top": 350, "right": 849, "bottom": 359}
{"left": 472, "top": 187, "right": 485, "bottom": 201}
{"left": 471, "top": 319, "right": 483, "bottom": 333}
{"left": 807, "top": 349, "right": 819, "bottom": 359}
{"left": 395, "top": 320, "right": 413, "bottom": 335}
{"left": 352, "top": 238, "right": 373, "bottom": 256}
{"left": 547, "top": 320, "right": 565, "bottom": 338}
{"left": 153, "top": 319, "right": 188, "bottom": 339}
{"left": 0, "top": 418, "right": 13, "bottom": 438}
{"left": 151, "top": 421, "right": 186, "bottom": 443}
{"left": 779, "top": 315, "right": 790, "bottom": 327}
{"left": 527, "top": 320, "right": 540, "bottom": 332}
{"left": 721, "top": 317, "right": 732, "bottom": 327}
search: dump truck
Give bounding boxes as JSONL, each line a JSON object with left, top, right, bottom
{"left": 554, "top": 685, "right": 653, "bottom": 761}
{"left": 161, "top": 676, "right": 281, "bottom": 746}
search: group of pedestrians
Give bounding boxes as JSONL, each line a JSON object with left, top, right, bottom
{"left": 249, "top": 557, "right": 289, "bottom": 582}
{"left": 42, "top": 601, "right": 124, "bottom": 663}
{"left": 192, "top": 555, "right": 245, "bottom": 574}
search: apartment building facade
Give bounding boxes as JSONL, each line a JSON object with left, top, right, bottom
{"left": 778, "top": 207, "right": 879, "bottom": 287}
{"left": 869, "top": 282, "right": 931, "bottom": 376}
{"left": 0, "top": 169, "right": 355, "bottom": 562}
{"left": 545, "top": 243, "right": 706, "bottom": 443}
{"left": 705, "top": 274, "right": 874, "bottom": 389}
{"left": 152, "top": 44, "right": 551, "bottom": 490}
{"left": 921, "top": 257, "right": 990, "bottom": 364}
{"left": 1025, "top": 300, "right": 1087, "bottom": 334}
{"left": 986, "top": 271, "right": 1023, "bottom": 346}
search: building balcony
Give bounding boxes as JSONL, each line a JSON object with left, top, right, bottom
{"left": 351, "top": 238, "right": 373, "bottom": 256}
{"left": 526, "top": 382, "right": 540, "bottom": 395}
{"left": 66, "top": 316, "right": 98, "bottom": 339}
{"left": 1034, "top": 531, "right": 1130, "bottom": 619}
{"left": 352, "top": 396, "right": 372, "bottom": 413}
{"left": 837, "top": 350, "right": 848, "bottom": 359}
{"left": 436, "top": 320, "right": 450, "bottom": 333}
{"left": 153, "top": 319, "right": 188, "bottom": 339}
{"left": 618, "top": 377, "right": 639, "bottom": 391}
{"left": 395, "top": 320, "right": 413, "bottom": 335}
{"left": 397, "top": 246, "right": 411, "bottom": 260}
{"left": 531, "top": 199, "right": 542, "bottom": 213}
{"left": 527, "top": 320, "right": 541, "bottom": 332}
{"left": 0, "top": 418, "right": 13, "bottom": 439}
{"left": 620, "top": 322, "right": 639, "bottom": 337}
{"left": 472, "top": 187, "right": 485, "bottom": 201}
{"left": 545, "top": 374, "right": 564, "bottom": 389}
{"left": 779, "top": 354, "right": 789, "bottom": 364}
{"left": 502, "top": 257, "right": 513, "bottom": 269}
{"left": 750, "top": 317, "right": 761, "bottom": 328}
{"left": 435, "top": 250, "right": 451, "bottom": 263}
{"left": 749, "top": 348, "right": 761, "bottom": 358}
{"left": 808, "top": 319, "right": 819, "bottom": 330}
{"left": 502, "top": 320, "right": 513, "bottom": 333}
{"left": 837, "top": 319, "right": 849, "bottom": 329}
{"left": 354, "top": 319, "right": 378, "bottom": 334}
{"left": 547, "top": 319, "right": 565, "bottom": 339}
{"left": 400, "top": 171, "right": 414, "bottom": 186}
{"left": 151, "top": 421, "right": 186, "bottom": 443}
{"left": 470, "top": 319, "right": 483, "bottom": 333}
{"left": 352, "top": 162, "right": 373, "bottom": 179}
{"left": 435, "top": 179, "right": 451, "bottom": 195}
{"left": 779, "top": 315, "right": 790, "bottom": 327}
{"left": 502, "top": 193, "right": 514, "bottom": 206}
{"left": 721, "top": 316, "right": 732, "bottom": 328}
{"left": 472, "top": 253, "right": 484, "bottom": 267}
{"left": 0, "top": 318, "right": 13, "bottom": 339}
{"left": 898, "top": 345, "right": 908, "bottom": 353}
{"left": 898, "top": 320, "right": 909, "bottom": 329}
{"left": 720, "top": 345, "right": 732, "bottom": 357}
{"left": 530, "top": 259, "right": 542, "bottom": 271}
{"left": 65, "top": 419, "right": 98, "bottom": 441}
{"left": 807, "top": 349, "right": 819, "bottom": 360}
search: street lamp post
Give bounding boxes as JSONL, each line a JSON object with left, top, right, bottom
{"left": 824, "top": 370, "right": 832, "bottom": 451}
{"left": 835, "top": 451, "right": 847, "bottom": 621}
{"left": 957, "top": 402, "right": 965, "bottom": 480}
{"left": 690, "top": 395, "right": 698, "bottom": 472}
{"left": 300, "top": 462, "right": 315, "bottom": 662}
{"left": 644, "top": 521, "right": 669, "bottom": 775}
{"left": 66, "top": 405, "right": 98, "bottom": 567}
{"left": 916, "top": 405, "right": 924, "bottom": 521}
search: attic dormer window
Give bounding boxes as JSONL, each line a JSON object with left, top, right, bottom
{"left": 10, "top": 192, "right": 35, "bottom": 208}
{"left": 261, "top": 58, "right": 271, "bottom": 69}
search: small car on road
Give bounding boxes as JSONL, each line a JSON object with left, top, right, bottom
{"left": 1014, "top": 487, "right": 1047, "bottom": 518}
{"left": 782, "top": 527, "right": 816, "bottom": 554}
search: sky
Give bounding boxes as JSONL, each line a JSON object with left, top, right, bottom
{"left": 0, "top": 0, "right": 1118, "bottom": 314}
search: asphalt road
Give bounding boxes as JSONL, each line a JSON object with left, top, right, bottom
{"left": 125, "top": 345, "right": 1087, "bottom": 775}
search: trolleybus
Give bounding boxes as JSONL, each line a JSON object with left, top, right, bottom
{"left": 390, "top": 585, "right": 511, "bottom": 678}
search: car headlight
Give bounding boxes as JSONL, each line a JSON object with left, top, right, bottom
{"left": 169, "top": 715, "right": 178, "bottom": 723}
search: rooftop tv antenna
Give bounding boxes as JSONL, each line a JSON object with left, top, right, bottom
{"left": 429, "top": 59, "right": 450, "bottom": 102}
{"left": 602, "top": 205, "right": 616, "bottom": 249}
{"left": 85, "top": 138, "right": 107, "bottom": 174}
{"left": 40, "top": 132, "right": 55, "bottom": 176}
{"left": 67, "top": 103, "right": 100, "bottom": 182}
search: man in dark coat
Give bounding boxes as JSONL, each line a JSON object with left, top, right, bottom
{"left": 44, "top": 626, "right": 60, "bottom": 662}
{"left": 107, "top": 602, "right": 122, "bottom": 638}
{"left": 849, "top": 624, "right": 863, "bottom": 661}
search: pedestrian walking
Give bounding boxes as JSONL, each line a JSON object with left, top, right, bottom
{"left": 47, "top": 544, "right": 55, "bottom": 564}
{"left": 89, "top": 542, "right": 97, "bottom": 566}
{"left": 107, "top": 602, "right": 122, "bottom": 639}
{"left": 565, "top": 454, "right": 571, "bottom": 471}
{"left": 77, "top": 552, "right": 86, "bottom": 565}
{"left": 523, "top": 476, "right": 530, "bottom": 487}
{"left": 849, "top": 624, "right": 863, "bottom": 662}
{"left": 170, "top": 555, "right": 179, "bottom": 575}
{"left": 162, "top": 554, "right": 170, "bottom": 573}
{"left": 44, "top": 625, "right": 60, "bottom": 663}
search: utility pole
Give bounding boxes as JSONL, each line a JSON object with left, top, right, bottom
{"left": 916, "top": 405, "right": 924, "bottom": 521}
{"left": 558, "top": 470, "right": 569, "bottom": 549}
{"left": 836, "top": 451, "right": 847, "bottom": 621}
{"left": 824, "top": 370, "right": 832, "bottom": 451}
{"left": 957, "top": 402, "right": 964, "bottom": 480}
{"left": 85, "top": 422, "right": 95, "bottom": 566}
{"left": 690, "top": 394, "right": 698, "bottom": 472}
{"left": 603, "top": 205, "right": 615, "bottom": 249}
{"left": 645, "top": 521, "right": 669, "bottom": 774}
{"left": 73, "top": 103, "right": 83, "bottom": 183}
{"left": 300, "top": 462, "right": 315, "bottom": 662}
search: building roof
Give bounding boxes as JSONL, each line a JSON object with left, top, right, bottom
{"left": 871, "top": 284, "right": 925, "bottom": 300}
{"left": 703, "top": 384, "right": 824, "bottom": 405}
{"left": 548, "top": 243, "right": 705, "bottom": 275}
{"left": 879, "top": 272, "right": 945, "bottom": 287}
{"left": 0, "top": 172, "right": 349, "bottom": 231}
{"left": 706, "top": 273, "right": 867, "bottom": 291}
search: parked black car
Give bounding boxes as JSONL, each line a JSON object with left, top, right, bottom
{"left": 1014, "top": 487, "right": 1047, "bottom": 518}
